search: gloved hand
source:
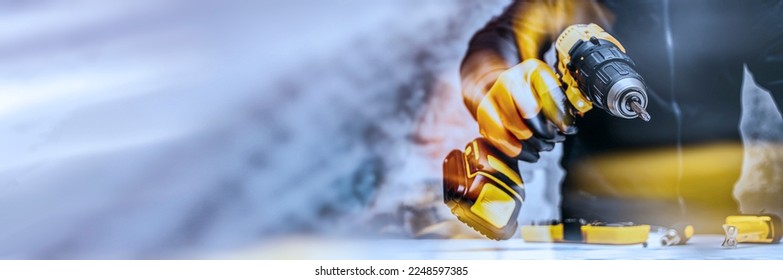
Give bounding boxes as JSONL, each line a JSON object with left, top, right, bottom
{"left": 474, "top": 58, "right": 579, "bottom": 162}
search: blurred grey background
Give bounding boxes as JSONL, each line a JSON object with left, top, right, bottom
{"left": 0, "top": 0, "right": 509, "bottom": 258}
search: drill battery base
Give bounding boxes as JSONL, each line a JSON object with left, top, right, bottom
{"left": 443, "top": 139, "right": 525, "bottom": 241}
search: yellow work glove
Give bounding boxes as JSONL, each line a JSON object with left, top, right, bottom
{"left": 475, "top": 58, "right": 578, "bottom": 162}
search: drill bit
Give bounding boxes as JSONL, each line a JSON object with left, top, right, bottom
{"left": 628, "top": 99, "right": 651, "bottom": 122}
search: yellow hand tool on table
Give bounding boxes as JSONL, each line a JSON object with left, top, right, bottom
{"left": 722, "top": 214, "right": 782, "bottom": 248}
{"left": 657, "top": 223, "right": 695, "bottom": 246}
{"left": 520, "top": 219, "right": 650, "bottom": 245}
{"left": 520, "top": 219, "right": 694, "bottom": 246}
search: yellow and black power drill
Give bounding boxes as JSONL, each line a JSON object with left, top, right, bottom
{"left": 443, "top": 24, "right": 651, "bottom": 240}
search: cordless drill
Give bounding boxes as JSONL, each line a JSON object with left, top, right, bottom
{"left": 443, "top": 24, "right": 651, "bottom": 240}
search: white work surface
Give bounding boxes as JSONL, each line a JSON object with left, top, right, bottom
{"left": 240, "top": 235, "right": 782, "bottom": 260}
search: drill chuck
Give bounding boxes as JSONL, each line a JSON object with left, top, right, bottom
{"left": 567, "top": 37, "right": 650, "bottom": 121}
{"left": 556, "top": 24, "right": 651, "bottom": 122}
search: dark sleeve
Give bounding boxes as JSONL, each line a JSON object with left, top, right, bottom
{"left": 461, "top": 3, "right": 522, "bottom": 70}
{"left": 745, "top": 0, "right": 783, "bottom": 110}
{"left": 459, "top": 2, "right": 524, "bottom": 118}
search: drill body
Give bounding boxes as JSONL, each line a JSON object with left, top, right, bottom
{"left": 444, "top": 24, "right": 650, "bottom": 240}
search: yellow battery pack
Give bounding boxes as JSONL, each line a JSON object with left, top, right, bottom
{"left": 442, "top": 139, "right": 525, "bottom": 240}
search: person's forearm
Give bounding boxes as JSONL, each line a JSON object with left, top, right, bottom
{"left": 459, "top": 1, "right": 524, "bottom": 119}
{"left": 460, "top": 50, "right": 512, "bottom": 119}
